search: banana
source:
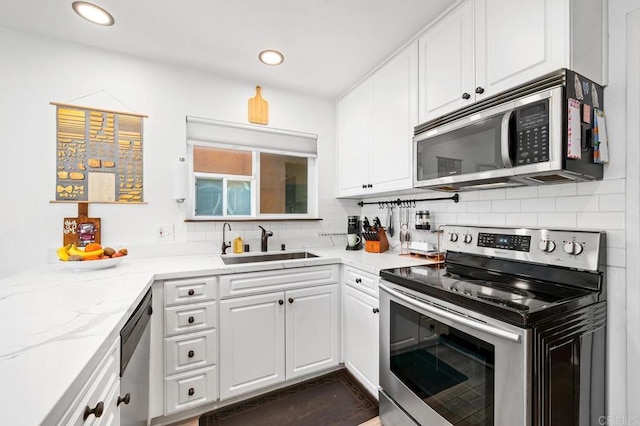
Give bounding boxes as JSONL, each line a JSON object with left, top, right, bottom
{"left": 69, "top": 244, "right": 104, "bottom": 259}
{"left": 57, "top": 244, "right": 72, "bottom": 261}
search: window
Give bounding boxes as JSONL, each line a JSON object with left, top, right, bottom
{"left": 186, "top": 117, "right": 318, "bottom": 219}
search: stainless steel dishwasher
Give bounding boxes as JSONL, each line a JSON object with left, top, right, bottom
{"left": 119, "top": 288, "right": 152, "bottom": 426}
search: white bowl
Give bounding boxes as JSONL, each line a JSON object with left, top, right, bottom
{"left": 60, "top": 256, "right": 125, "bottom": 271}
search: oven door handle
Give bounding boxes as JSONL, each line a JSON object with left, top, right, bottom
{"left": 379, "top": 283, "right": 522, "bottom": 343}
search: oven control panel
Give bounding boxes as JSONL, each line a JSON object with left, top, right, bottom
{"left": 443, "top": 225, "right": 604, "bottom": 271}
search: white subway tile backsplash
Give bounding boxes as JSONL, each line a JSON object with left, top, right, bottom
{"left": 521, "top": 198, "right": 556, "bottom": 212}
{"left": 477, "top": 213, "right": 506, "bottom": 226}
{"left": 455, "top": 214, "right": 479, "bottom": 225}
{"left": 556, "top": 196, "right": 598, "bottom": 212}
{"left": 446, "top": 202, "right": 468, "bottom": 213}
{"left": 505, "top": 213, "right": 538, "bottom": 227}
{"left": 194, "top": 222, "right": 217, "bottom": 232}
{"left": 605, "top": 230, "right": 626, "bottom": 249}
{"left": 607, "top": 248, "right": 626, "bottom": 267}
{"left": 459, "top": 192, "right": 479, "bottom": 202}
{"left": 506, "top": 186, "right": 538, "bottom": 199}
{"left": 467, "top": 201, "right": 492, "bottom": 213}
{"left": 491, "top": 200, "right": 520, "bottom": 212}
{"left": 538, "top": 213, "right": 576, "bottom": 228}
{"left": 598, "top": 194, "right": 626, "bottom": 211}
{"left": 537, "top": 182, "right": 577, "bottom": 197}
{"left": 577, "top": 179, "right": 625, "bottom": 195}
{"left": 186, "top": 231, "right": 208, "bottom": 242}
{"left": 478, "top": 188, "right": 506, "bottom": 200}
{"left": 577, "top": 212, "right": 625, "bottom": 229}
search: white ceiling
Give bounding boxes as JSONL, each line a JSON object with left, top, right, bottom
{"left": 0, "top": 0, "right": 456, "bottom": 98}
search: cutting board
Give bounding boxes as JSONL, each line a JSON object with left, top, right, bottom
{"left": 248, "top": 86, "right": 269, "bottom": 125}
{"left": 62, "top": 202, "right": 101, "bottom": 247}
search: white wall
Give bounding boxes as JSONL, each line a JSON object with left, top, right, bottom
{"left": 0, "top": 28, "right": 358, "bottom": 279}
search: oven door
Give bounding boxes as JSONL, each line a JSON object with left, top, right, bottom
{"left": 379, "top": 281, "right": 531, "bottom": 426}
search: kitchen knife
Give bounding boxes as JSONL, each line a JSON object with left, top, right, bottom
{"left": 363, "top": 217, "right": 371, "bottom": 231}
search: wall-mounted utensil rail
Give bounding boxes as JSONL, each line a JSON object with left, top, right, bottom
{"left": 357, "top": 193, "right": 459, "bottom": 208}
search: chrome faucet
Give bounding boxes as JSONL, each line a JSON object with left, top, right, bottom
{"left": 221, "top": 222, "right": 231, "bottom": 255}
{"left": 258, "top": 226, "right": 273, "bottom": 252}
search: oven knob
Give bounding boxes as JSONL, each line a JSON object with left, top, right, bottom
{"left": 463, "top": 234, "right": 473, "bottom": 244}
{"left": 449, "top": 232, "right": 459, "bottom": 242}
{"left": 538, "top": 239, "right": 556, "bottom": 253}
{"left": 563, "top": 241, "right": 584, "bottom": 255}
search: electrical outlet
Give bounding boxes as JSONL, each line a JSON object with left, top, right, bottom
{"left": 155, "top": 225, "right": 174, "bottom": 241}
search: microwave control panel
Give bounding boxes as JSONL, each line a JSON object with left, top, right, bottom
{"left": 514, "top": 101, "right": 549, "bottom": 165}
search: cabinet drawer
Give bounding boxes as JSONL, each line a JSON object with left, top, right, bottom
{"left": 165, "top": 329, "right": 217, "bottom": 376}
{"left": 343, "top": 265, "right": 379, "bottom": 297}
{"left": 165, "top": 366, "right": 218, "bottom": 415}
{"left": 57, "top": 339, "right": 120, "bottom": 425}
{"left": 219, "top": 264, "right": 339, "bottom": 299}
{"left": 164, "top": 277, "right": 216, "bottom": 306}
{"left": 164, "top": 301, "right": 217, "bottom": 337}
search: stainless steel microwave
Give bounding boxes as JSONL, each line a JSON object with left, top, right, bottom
{"left": 413, "top": 69, "right": 604, "bottom": 191}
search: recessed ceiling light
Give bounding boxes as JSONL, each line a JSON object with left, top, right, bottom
{"left": 259, "top": 50, "right": 284, "bottom": 66}
{"left": 72, "top": 1, "right": 114, "bottom": 26}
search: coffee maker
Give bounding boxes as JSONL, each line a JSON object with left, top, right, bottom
{"left": 346, "top": 215, "right": 363, "bottom": 251}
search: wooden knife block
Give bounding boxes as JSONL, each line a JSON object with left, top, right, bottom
{"left": 364, "top": 228, "right": 389, "bottom": 253}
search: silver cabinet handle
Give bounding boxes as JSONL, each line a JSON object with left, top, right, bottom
{"left": 379, "top": 282, "right": 521, "bottom": 343}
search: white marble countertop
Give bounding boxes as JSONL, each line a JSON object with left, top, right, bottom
{"left": 0, "top": 247, "right": 433, "bottom": 425}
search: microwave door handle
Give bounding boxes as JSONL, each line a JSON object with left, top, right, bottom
{"left": 379, "top": 282, "right": 522, "bottom": 343}
{"left": 501, "top": 111, "right": 514, "bottom": 168}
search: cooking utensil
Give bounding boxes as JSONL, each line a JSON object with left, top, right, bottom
{"left": 388, "top": 206, "right": 394, "bottom": 237}
{"left": 248, "top": 86, "right": 269, "bottom": 125}
{"left": 373, "top": 217, "right": 381, "bottom": 231}
{"left": 363, "top": 217, "right": 371, "bottom": 231}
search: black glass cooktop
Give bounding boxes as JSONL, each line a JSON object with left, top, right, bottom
{"left": 381, "top": 262, "right": 602, "bottom": 327}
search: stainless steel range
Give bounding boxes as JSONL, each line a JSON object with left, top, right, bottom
{"left": 379, "top": 225, "right": 606, "bottom": 426}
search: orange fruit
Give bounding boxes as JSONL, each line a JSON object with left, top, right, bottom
{"left": 84, "top": 255, "right": 100, "bottom": 261}
{"left": 85, "top": 243, "right": 102, "bottom": 252}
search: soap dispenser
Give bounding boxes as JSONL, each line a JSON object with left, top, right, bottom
{"left": 233, "top": 236, "right": 244, "bottom": 253}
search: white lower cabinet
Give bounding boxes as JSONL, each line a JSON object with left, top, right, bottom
{"left": 343, "top": 284, "right": 380, "bottom": 398}
{"left": 58, "top": 339, "right": 120, "bottom": 425}
{"left": 219, "top": 292, "right": 286, "bottom": 399}
{"left": 161, "top": 276, "right": 218, "bottom": 415}
{"left": 219, "top": 267, "right": 340, "bottom": 401}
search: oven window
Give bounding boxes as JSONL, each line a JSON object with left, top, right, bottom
{"left": 390, "top": 301, "right": 495, "bottom": 425}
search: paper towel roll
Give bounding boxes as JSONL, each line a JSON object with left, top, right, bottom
{"left": 173, "top": 158, "right": 188, "bottom": 202}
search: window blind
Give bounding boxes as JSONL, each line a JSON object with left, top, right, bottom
{"left": 186, "top": 116, "right": 317, "bottom": 157}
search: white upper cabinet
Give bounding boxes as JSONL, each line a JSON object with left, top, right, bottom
{"left": 418, "top": 0, "right": 606, "bottom": 122}
{"left": 418, "top": 0, "right": 475, "bottom": 120}
{"left": 337, "top": 41, "right": 418, "bottom": 198}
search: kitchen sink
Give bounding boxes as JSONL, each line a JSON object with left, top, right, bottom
{"left": 221, "top": 251, "right": 319, "bottom": 265}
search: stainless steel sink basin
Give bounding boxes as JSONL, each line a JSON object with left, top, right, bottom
{"left": 221, "top": 251, "right": 319, "bottom": 265}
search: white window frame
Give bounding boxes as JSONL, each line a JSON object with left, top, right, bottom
{"left": 185, "top": 117, "right": 319, "bottom": 220}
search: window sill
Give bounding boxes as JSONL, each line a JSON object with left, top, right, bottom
{"left": 184, "top": 217, "right": 323, "bottom": 222}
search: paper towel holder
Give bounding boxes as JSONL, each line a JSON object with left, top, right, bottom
{"left": 174, "top": 157, "right": 188, "bottom": 203}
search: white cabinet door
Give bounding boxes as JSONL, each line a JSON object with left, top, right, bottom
{"left": 475, "top": 0, "right": 565, "bottom": 97}
{"left": 370, "top": 41, "right": 418, "bottom": 193}
{"left": 336, "top": 83, "right": 370, "bottom": 197}
{"left": 285, "top": 284, "right": 340, "bottom": 380}
{"left": 343, "top": 285, "right": 379, "bottom": 398}
{"left": 418, "top": 0, "right": 474, "bottom": 122}
{"left": 219, "top": 292, "right": 285, "bottom": 400}
{"left": 337, "top": 42, "right": 418, "bottom": 197}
